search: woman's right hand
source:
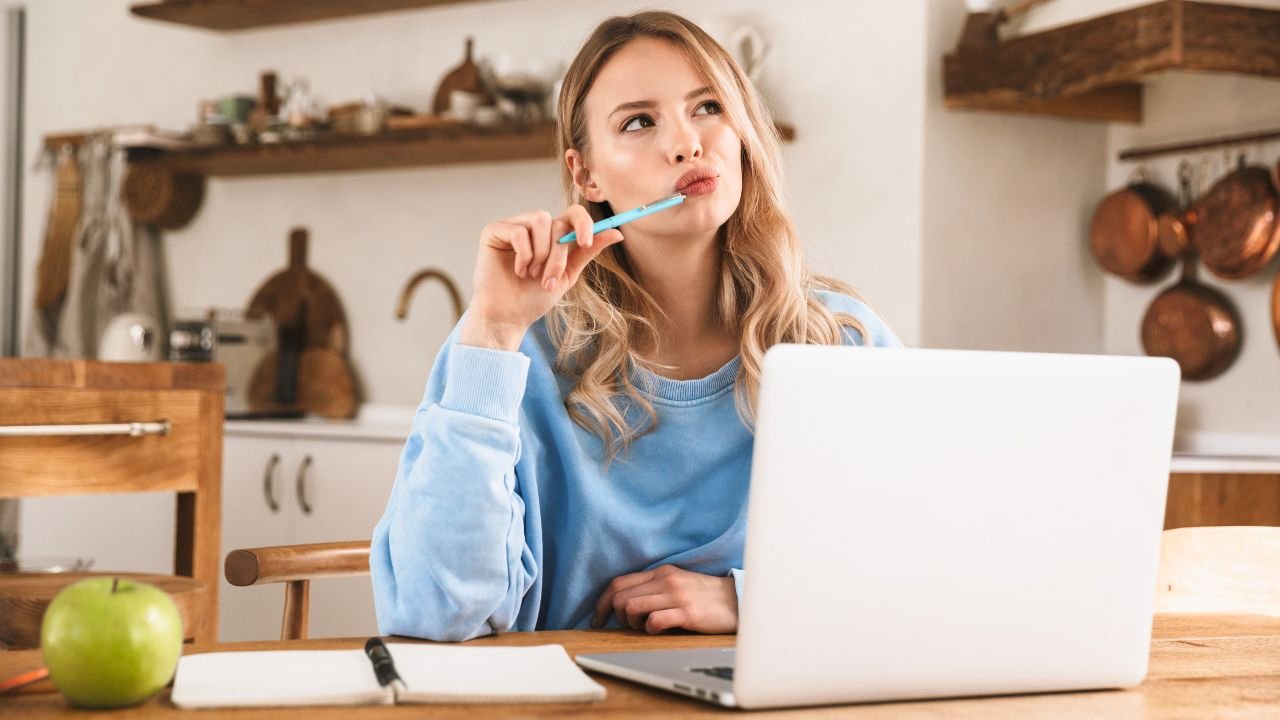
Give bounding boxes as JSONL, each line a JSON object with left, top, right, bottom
{"left": 460, "top": 204, "right": 624, "bottom": 351}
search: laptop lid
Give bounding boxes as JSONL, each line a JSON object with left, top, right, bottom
{"left": 734, "top": 346, "right": 1179, "bottom": 709}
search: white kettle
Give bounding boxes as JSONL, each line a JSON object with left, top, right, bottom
{"left": 98, "top": 313, "right": 163, "bottom": 362}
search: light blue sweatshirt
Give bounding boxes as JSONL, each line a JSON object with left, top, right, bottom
{"left": 371, "top": 289, "right": 901, "bottom": 641}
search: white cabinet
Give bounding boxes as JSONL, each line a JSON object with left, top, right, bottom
{"left": 219, "top": 431, "right": 402, "bottom": 642}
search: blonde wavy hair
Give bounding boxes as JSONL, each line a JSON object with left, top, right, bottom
{"left": 550, "top": 10, "right": 870, "bottom": 460}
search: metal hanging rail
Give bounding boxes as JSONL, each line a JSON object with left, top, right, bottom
{"left": 1118, "top": 127, "right": 1280, "bottom": 162}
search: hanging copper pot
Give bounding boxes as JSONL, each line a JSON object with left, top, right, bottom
{"left": 1192, "top": 157, "right": 1280, "bottom": 280}
{"left": 1090, "top": 173, "right": 1178, "bottom": 283}
{"left": 1141, "top": 251, "right": 1241, "bottom": 382}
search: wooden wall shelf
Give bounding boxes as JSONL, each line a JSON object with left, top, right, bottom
{"left": 944, "top": 1, "right": 1280, "bottom": 123}
{"left": 126, "top": 122, "right": 797, "bottom": 178}
{"left": 129, "top": 0, "right": 496, "bottom": 31}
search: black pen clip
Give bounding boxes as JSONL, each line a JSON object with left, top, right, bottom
{"left": 364, "top": 637, "right": 405, "bottom": 691}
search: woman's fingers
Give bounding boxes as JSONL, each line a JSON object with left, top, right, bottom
{"left": 483, "top": 222, "right": 534, "bottom": 277}
{"left": 592, "top": 569, "right": 656, "bottom": 628}
{"left": 487, "top": 206, "right": 621, "bottom": 292}
{"left": 501, "top": 210, "right": 553, "bottom": 278}
{"left": 506, "top": 225, "right": 534, "bottom": 278}
{"left": 565, "top": 229, "right": 624, "bottom": 282}
{"left": 560, "top": 204, "right": 596, "bottom": 249}
{"left": 542, "top": 219, "right": 573, "bottom": 290}
{"left": 645, "top": 608, "right": 688, "bottom": 634}
{"left": 616, "top": 590, "right": 673, "bottom": 631}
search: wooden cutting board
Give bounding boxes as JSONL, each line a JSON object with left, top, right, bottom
{"left": 248, "top": 347, "right": 357, "bottom": 419}
{"left": 431, "top": 36, "right": 492, "bottom": 115}
{"left": 34, "top": 148, "right": 82, "bottom": 320}
{"left": 246, "top": 227, "right": 349, "bottom": 352}
{"left": 246, "top": 228, "right": 358, "bottom": 417}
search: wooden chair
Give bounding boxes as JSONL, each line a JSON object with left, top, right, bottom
{"left": 0, "top": 358, "right": 225, "bottom": 646}
{"left": 1155, "top": 526, "right": 1280, "bottom": 616}
{"left": 224, "top": 540, "right": 370, "bottom": 640}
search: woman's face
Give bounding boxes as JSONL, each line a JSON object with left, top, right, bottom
{"left": 569, "top": 37, "right": 743, "bottom": 242}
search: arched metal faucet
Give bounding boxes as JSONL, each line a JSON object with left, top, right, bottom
{"left": 395, "top": 268, "right": 465, "bottom": 323}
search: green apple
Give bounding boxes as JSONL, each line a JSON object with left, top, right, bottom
{"left": 40, "top": 577, "right": 184, "bottom": 708}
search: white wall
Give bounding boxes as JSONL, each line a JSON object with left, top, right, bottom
{"left": 920, "top": 1, "right": 1109, "bottom": 353}
{"left": 19, "top": 0, "right": 929, "bottom": 408}
{"left": 1103, "top": 72, "right": 1280, "bottom": 434}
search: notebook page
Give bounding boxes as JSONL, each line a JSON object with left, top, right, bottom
{"left": 388, "top": 643, "right": 606, "bottom": 704}
{"left": 171, "top": 649, "right": 393, "bottom": 709}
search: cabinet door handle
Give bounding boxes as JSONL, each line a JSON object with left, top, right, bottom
{"left": 0, "top": 420, "right": 170, "bottom": 437}
{"left": 295, "top": 454, "right": 314, "bottom": 515}
{"left": 262, "top": 453, "right": 281, "bottom": 513}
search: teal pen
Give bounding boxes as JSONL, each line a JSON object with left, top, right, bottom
{"left": 557, "top": 193, "right": 686, "bottom": 244}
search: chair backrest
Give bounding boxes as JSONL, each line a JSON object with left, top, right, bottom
{"left": 1155, "top": 526, "right": 1280, "bottom": 616}
{"left": 224, "top": 540, "right": 371, "bottom": 640}
{"left": 0, "top": 357, "right": 225, "bottom": 642}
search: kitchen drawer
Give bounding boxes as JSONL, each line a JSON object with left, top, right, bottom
{"left": 0, "top": 388, "right": 209, "bottom": 496}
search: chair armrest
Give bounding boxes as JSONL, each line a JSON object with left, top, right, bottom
{"left": 224, "top": 540, "right": 370, "bottom": 587}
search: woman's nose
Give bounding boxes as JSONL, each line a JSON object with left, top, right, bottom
{"left": 668, "top": 120, "right": 703, "bottom": 163}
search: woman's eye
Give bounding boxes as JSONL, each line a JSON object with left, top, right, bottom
{"left": 621, "top": 114, "right": 654, "bottom": 133}
{"left": 694, "top": 100, "right": 723, "bottom": 115}
{"left": 619, "top": 101, "right": 721, "bottom": 133}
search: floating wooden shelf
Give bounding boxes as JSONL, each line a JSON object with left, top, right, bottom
{"left": 129, "top": 0, "right": 496, "bottom": 31}
{"left": 944, "top": 1, "right": 1280, "bottom": 123}
{"left": 126, "top": 122, "right": 797, "bottom": 178}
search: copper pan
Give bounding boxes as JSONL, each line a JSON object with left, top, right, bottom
{"left": 1090, "top": 173, "right": 1178, "bottom": 283}
{"left": 1192, "top": 157, "right": 1280, "bottom": 280}
{"left": 1142, "top": 164, "right": 1241, "bottom": 383}
{"left": 1141, "top": 254, "right": 1241, "bottom": 382}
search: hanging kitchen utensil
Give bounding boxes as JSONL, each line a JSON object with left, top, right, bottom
{"left": 1273, "top": 157, "right": 1280, "bottom": 357}
{"left": 1090, "top": 169, "right": 1178, "bottom": 283}
{"left": 1140, "top": 253, "right": 1241, "bottom": 382}
{"left": 33, "top": 145, "right": 82, "bottom": 325}
{"left": 1157, "top": 161, "right": 1199, "bottom": 259}
{"left": 122, "top": 164, "right": 205, "bottom": 230}
{"left": 431, "top": 37, "right": 493, "bottom": 116}
{"left": 1273, "top": 263, "right": 1280, "bottom": 355}
{"left": 246, "top": 227, "right": 349, "bottom": 352}
{"left": 1191, "top": 154, "right": 1280, "bottom": 280}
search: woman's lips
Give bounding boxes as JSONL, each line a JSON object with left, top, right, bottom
{"left": 679, "top": 176, "right": 718, "bottom": 196}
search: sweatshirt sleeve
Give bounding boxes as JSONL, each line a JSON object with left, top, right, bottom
{"left": 370, "top": 339, "right": 537, "bottom": 641}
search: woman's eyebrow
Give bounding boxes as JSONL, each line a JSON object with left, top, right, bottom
{"left": 608, "top": 86, "right": 713, "bottom": 119}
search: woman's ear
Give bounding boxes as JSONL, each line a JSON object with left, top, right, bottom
{"left": 566, "top": 148, "right": 606, "bottom": 203}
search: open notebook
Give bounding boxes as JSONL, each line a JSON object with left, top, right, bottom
{"left": 171, "top": 642, "right": 606, "bottom": 708}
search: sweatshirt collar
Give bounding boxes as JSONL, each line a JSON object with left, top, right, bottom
{"left": 631, "top": 355, "right": 741, "bottom": 404}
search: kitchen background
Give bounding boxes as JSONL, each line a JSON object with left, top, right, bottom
{"left": 2, "top": 0, "right": 1279, "bottom": 640}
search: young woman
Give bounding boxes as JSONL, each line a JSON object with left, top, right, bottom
{"left": 371, "top": 10, "right": 900, "bottom": 642}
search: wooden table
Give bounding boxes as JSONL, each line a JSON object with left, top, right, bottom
{"left": 5, "top": 614, "right": 1280, "bottom": 718}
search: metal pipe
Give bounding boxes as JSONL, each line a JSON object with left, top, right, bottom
{"left": 0, "top": 420, "right": 171, "bottom": 438}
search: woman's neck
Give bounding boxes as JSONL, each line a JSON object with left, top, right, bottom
{"left": 624, "top": 227, "right": 740, "bottom": 379}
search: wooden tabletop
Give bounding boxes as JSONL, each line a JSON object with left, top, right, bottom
{"left": 5, "top": 614, "right": 1280, "bottom": 718}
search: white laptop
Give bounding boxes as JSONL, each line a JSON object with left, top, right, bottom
{"left": 575, "top": 345, "right": 1180, "bottom": 709}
